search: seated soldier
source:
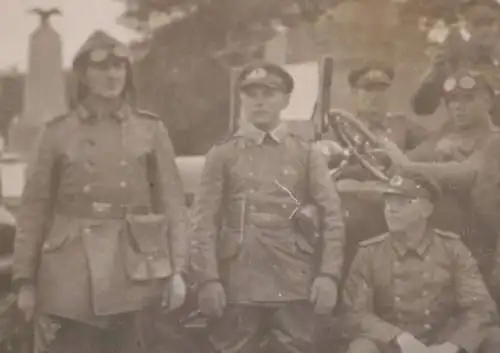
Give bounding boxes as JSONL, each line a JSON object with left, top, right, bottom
{"left": 343, "top": 169, "right": 500, "bottom": 353}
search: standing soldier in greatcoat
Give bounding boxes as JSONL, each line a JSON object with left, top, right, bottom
{"left": 190, "top": 61, "right": 345, "bottom": 353}
{"left": 13, "top": 30, "right": 188, "bottom": 353}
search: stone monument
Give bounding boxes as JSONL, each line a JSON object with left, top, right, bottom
{"left": 8, "top": 8, "right": 67, "bottom": 155}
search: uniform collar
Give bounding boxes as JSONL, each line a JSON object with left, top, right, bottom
{"left": 391, "top": 229, "right": 433, "bottom": 258}
{"left": 235, "top": 122, "right": 288, "bottom": 144}
{"left": 76, "top": 99, "right": 130, "bottom": 122}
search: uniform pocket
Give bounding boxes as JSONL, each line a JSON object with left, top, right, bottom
{"left": 123, "top": 213, "right": 172, "bottom": 281}
{"left": 41, "top": 215, "right": 74, "bottom": 253}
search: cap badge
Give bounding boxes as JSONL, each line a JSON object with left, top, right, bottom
{"left": 366, "top": 70, "right": 386, "bottom": 81}
{"left": 247, "top": 68, "right": 268, "bottom": 80}
{"left": 390, "top": 175, "right": 403, "bottom": 187}
{"left": 443, "top": 77, "right": 457, "bottom": 92}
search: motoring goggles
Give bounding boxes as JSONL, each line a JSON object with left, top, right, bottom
{"left": 88, "top": 46, "right": 130, "bottom": 63}
{"left": 443, "top": 75, "right": 480, "bottom": 93}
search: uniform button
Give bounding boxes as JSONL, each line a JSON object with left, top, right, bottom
{"left": 423, "top": 272, "right": 430, "bottom": 279}
{"left": 249, "top": 205, "right": 256, "bottom": 211}
{"left": 120, "top": 181, "right": 127, "bottom": 188}
{"left": 281, "top": 204, "right": 287, "bottom": 209}
{"left": 120, "top": 160, "right": 127, "bottom": 167}
{"left": 83, "top": 185, "right": 91, "bottom": 193}
{"left": 394, "top": 261, "right": 400, "bottom": 267}
{"left": 84, "top": 228, "right": 92, "bottom": 235}
{"left": 43, "top": 243, "right": 50, "bottom": 250}
{"left": 423, "top": 290, "right": 429, "bottom": 296}
{"left": 424, "top": 324, "right": 431, "bottom": 329}
{"left": 248, "top": 172, "right": 254, "bottom": 177}
{"left": 395, "top": 296, "right": 401, "bottom": 302}
{"left": 424, "top": 309, "right": 431, "bottom": 315}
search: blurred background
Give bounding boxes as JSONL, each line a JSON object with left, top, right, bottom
{"left": 0, "top": 0, "right": 460, "bottom": 155}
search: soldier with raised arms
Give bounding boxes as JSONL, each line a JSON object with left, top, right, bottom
{"left": 412, "top": 0, "right": 500, "bottom": 126}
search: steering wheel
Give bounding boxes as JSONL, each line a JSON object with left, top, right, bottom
{"left": 326, "top": 109, "right": 392, "bottom": 182}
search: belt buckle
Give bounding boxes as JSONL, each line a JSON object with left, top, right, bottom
{"left": 92, "top": 202, "right": 112, "bottom": 214}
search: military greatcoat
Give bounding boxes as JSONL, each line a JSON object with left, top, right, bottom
{"left": 190, "top": 122, "right": 345, "bottom": 303}
{"left": 13, "top": 103, "right": 188, "bottom": 326}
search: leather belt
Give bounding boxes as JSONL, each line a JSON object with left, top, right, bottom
{"left": 55, "top": 202, "right": 151, "bottom": 219}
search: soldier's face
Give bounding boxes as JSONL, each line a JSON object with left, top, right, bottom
{"left": 356, "top": 88, "right": 389, "bottom": 120}
{"left": 83, "top": 60, "right": 128, "bottom": 99}
{"left": 447, "top": 91, "right": 492, "bottom": 129}
{"left": 384, "top": 196, "right": 433, "bottom": 232}
{"left": 466, "top": 7, "right": 500, "bottom": 49}
{"left": 240, "top": 85, "right": 290, "bottom": 130}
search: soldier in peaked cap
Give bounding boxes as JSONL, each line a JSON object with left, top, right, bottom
{"left": 190, "top": 60, "right": 345, "bottom": 353}
{"left": 412, "top": 0, "right": 500, "bottom": 126}
{"left": 349, "top": 61, "right": 427, "bottom": 152}
{"left": 343, "top": 169, "right": 500, "bottom": 353}
{"left": 13, "top": 30, "right": 189, "bottom": 353}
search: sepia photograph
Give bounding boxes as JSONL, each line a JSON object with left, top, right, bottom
{"left": 1, "top": 0, "right": 500, "bottom": 352}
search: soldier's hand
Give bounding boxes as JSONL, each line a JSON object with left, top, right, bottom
{"left": 310, "top": 276, "right": 338, "bottom": 315}
{"left": 428, "top": 342, "right": 460, "bottom": 353}
{"left": 313, "top": 140, "right": 349, "bottom": 167}
{"left": 162, "top": 273, "right": 187, "bottom": 311}
{"left": 198, "top": 281, "right": 226, "bottom": 318}
{"left": 377, "top": 139, "right": 410, "bottom": 167}
{"left": 17, "top": 283, "right": 36, "bottom": 322}
{"left": 396, "top": 332, "right": 428, "bottom": 353}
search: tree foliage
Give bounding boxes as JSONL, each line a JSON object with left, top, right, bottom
{"left": 118, "top": 0, "right": 467, "bottom": 154}
{"left": 119, "top": 0, "right": 348, "bottom": 154}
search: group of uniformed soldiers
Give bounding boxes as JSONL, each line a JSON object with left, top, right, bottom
{"left": 10, "top": 0, "right": 500, "bottom": 352}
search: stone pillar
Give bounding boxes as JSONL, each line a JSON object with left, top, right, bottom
{"left": 9, "top": 10, "right": 67, "bottom": 156}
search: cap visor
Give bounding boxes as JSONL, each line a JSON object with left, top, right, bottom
{"left": 239, "top": 80, "right": 283, "bottom": 91}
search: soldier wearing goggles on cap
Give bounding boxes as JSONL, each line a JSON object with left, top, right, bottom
{"left": 409, "top": 70, "right": 496, "bottom": 163}
{"left": 13, "top": 30, "right": 188, "bottom": 353}
{"left": 404, "top": 70, "right": 499, "bottom": 284}
{"left": 412, "top": 0, "right": 500, "bottom": 126}
{"left": 343, "top": 170, "right": 500, "bottom": 353}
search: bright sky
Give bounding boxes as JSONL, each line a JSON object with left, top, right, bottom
{"left": 0, "top": 0, "right": 141, "bottom": 71}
